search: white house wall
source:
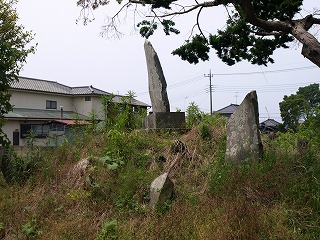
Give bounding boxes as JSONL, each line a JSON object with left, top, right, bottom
{"left": 5, "top": 91, "right": 97, "bottom": 147}
{"left": 92, "top": 96, "right": 104, "bottom": 119}
{"left": 10, "top": 90, "right": 73, "bottom": 111}
{"left": 5, "top": 90, "right": 112, "bottom": 147}
{"left": 3, "top": 119, "right": 48, "bottom": 147}
{"left": 3, "top": 120, "right": 18, "bottom": 144}
{"left": 72, "top": 96, "right": 93, "bottom": 117}
{"left": 71, "top": 96, "right": 104, "bottom": 119}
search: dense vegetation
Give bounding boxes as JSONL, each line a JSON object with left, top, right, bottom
{"left": 0, "top": 0, "right": 35, "bottom": 146}
{"left": 279, "top": 83, "right": 320, "bottom": 132}
{"left": 0, "top": 103, "right": 319, "bottom": 239}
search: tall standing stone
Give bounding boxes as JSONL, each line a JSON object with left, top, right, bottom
{"left": 144, "top": 40, "right": 170, "bottom": 112}
{"left": 225, "top": 91, "right": 263, "bottom": 162}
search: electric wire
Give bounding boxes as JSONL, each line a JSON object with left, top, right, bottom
{"left": 136, "top": 65, "right": 319, "bottom": 119}
{"left": 211, "top": 66, "right": 317, "bottom": 76}
{"left": 135, "top": 65, "right": 318, "bottom": 98}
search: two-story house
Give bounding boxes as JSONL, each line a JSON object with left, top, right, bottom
{"left": 3, "top": 77, "right": 150, "bottom": 146}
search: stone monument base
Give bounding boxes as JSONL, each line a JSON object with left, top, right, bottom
{"left": 142, "top": 112, "right": 186, "bottom": 129}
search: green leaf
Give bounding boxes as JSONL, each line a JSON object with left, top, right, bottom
{"left": 98, "top": 156, "right": 112, "bottom": 164}
{"left": 107, "top": 162, "right": 119, "bottom": 171}
{"left": 172, "top": 35, "right": 210, "bottom": 64}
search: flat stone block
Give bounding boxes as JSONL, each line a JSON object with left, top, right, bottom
{"left": 142, "top": 112, "right": 186, "bottom": 129}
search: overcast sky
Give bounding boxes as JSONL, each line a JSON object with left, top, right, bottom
{"left": 16, "top": 0, "right": 320, "bottom": 122}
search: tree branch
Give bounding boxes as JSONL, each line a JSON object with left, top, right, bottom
{"left": 196, "top": 6, "right": 206, "bottom": 39}
{"left": 303, "top": 15, "right": 320, "bottom": 30}
{"left": 236, "top": 0, "right": 292, "bottom": 32}
{"left": 312, "top": 16, "right": 320, "bottom": 24}
{"left": 250, "top": 31, "right": 284, "bottom": 37}
{"left": 145, "top": 0, "right": 225, "bottom": 18}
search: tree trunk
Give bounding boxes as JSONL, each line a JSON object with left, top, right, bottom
{"left": 301, "top": 41, "right": 320, "bottom": 68}
{"left": 291, "top": 22, "right": 320, "bottom": 68}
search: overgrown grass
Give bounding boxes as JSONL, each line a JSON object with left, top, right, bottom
{"left": 0, "top": 117, "right": 319, "bottom": 239}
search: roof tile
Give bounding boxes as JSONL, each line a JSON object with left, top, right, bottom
{"left": 10, "top": 77, "right": 150, "bottom": 107}
{"left": 4, "top": 108, "right": 89, "bottom": 120}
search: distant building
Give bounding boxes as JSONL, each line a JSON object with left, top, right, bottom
{"left": 215, "top": 104, "right": 239, "bottom": 118}
{"left": 3, "top": 77, "right": 150, "bottom": 146}
{"left": 259, "top": 118, "right": 280, "bottom": 132}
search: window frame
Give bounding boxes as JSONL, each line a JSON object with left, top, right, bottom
{"left": 46, "top": 100, "right": 57, "bottom": 109}
{"left": 20, "top": 124, "right": 49, "bottom": 138}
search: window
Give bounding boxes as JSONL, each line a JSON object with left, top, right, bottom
{"left": 21, "top": 124, "right": 49, "bottom": 138}
{"left": 85, "top": 96, "right": 91, "bottom": 101}
{"left": 49, "top": 123, "right": 65, "bottom": 132}
{"left": 46, "top": 100, "right": 57, "bottom": 109}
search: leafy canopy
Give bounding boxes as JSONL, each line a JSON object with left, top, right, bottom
{"left": 77, "top": 0, "right": 320, "bottom": 67}
{"left": 173, "top": 0, "right": 302, "bottom": 65}
{"left": 279, "top": 83, "right": 320, "bottom": 131}
{"left": 0, "top": 0, "right": 36, "bottom": 146}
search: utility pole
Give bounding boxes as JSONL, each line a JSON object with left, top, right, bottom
{"left": 235, "top": 92, "right": 238, "bottom": 104}
{"left": 204, "top": 69, "right": 213, "bottom": 115}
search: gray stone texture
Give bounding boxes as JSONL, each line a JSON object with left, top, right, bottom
{"left": 144, "top": 40, "right": 170, "bottom": 112}
{"left": 142, "top": 112, "right": 186, "bottom": 129}
{"left": 149, "top": 172, "right": 174, "bottom": 208}
{"left": 225, "top": 91, "right": 263, "bottom": 162}
{"left": 65, "top": 158, "right": 91, "bottom": 189}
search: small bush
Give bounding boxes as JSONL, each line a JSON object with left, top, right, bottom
{"left": 95, "top": 220, "right": 118, "bottom": 240}
{"left": 1, "top": 146, "right": 43, "bottom": 184}
{"left": 22, "top": 218, "right": 41, "bottom": 239}
{"left": 199, "top": 124, "right": 212, "bottom": 141}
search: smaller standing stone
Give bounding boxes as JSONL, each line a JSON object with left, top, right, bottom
{"left": 149, "top": 172, "right": 174, "bottom": 208}
{"left": 225, "top": 91, "right": 263, "bottom": 162}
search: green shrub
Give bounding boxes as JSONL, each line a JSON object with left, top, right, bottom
{"left": 22, "top": 218, "right": 41, "bottom": 239}
{"left": 1, "top": 146, "right": 43, "bottom": 184}
{"left": 95, "top": 220, "right": 118, "bottom": 240}
{"left": 199, "top": 124, "right": 212, "bottom": 141}
{"left": 186, "top": 102, "right": 202, "bottom": 128}
{"left": 98, "top": 154, "right": 124, "bottom": 171}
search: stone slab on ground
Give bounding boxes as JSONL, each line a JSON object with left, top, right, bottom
{"left": 149, "top": 172, "right": 174, "bottom": 208}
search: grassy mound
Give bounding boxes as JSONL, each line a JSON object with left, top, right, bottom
{"left": 0, "top": 121, "right": 319, "bottom": 239}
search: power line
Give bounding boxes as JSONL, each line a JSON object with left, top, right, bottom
{"left": 135, "top": 66, "right": 318, "bottom": 113}
{"left": 211, "top": 66, "right": 317, "bottom": 76}
{"left": 170, "top": 89, "right": 206, "bottom": 101}
{"left": 135, "top": 75, "right": 204, "bottom": 96}
{"left": 211, "top": 81, "right": 320, "bottom": 92}
{"left": 135, "top": 66, "right": 317, "bottom": 97}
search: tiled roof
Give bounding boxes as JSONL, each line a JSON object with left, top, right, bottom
{"left": 71, "top": 86, "right": 110, "bottom": 95}
{"left": 11, "top": 77, "right": 110, "bottom": 96}
{"left": 130, "top": 98, "right": 151, "bottom": 107}
{"left": 52, "top": 119, "right": 91, "bottom": 125}
{"left": 260, "top": 118, "right": 280, "bottom": 128}
{"left": 4, "top": 108, "right": 89, "bottom": 120}
{"left": 10, "top": 77, "right": 150, "bottom": 107}
{"left": 112, "top": 95, "right": 150, "bottom": 107}
{"left": 216, "top": 104, "right": 239, "bottom": 114}
{"left": 11, "top": 77, "right": 72, "bottom": 94}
